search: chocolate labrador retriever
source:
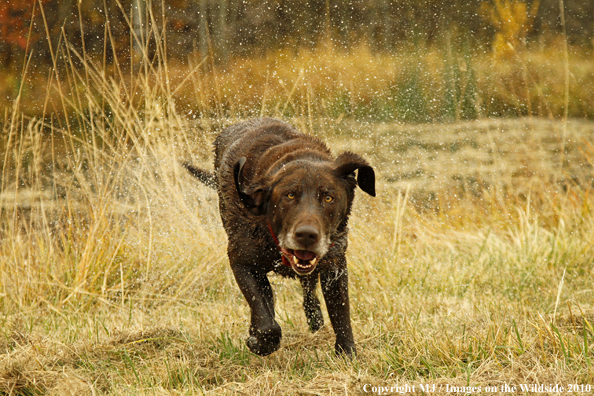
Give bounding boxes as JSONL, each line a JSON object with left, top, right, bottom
{"left": 183, "top": 118, "right": 375, "bottom": 356}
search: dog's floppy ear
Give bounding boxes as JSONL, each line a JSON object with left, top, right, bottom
{"left": 234, "top": 157, "right": 270, "bottom": 215}
{"left": 334, "top": 152, "right": 376, "bottom": 197}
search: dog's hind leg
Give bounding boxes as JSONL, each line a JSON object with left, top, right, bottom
{"left": 300, "top": 274, "right": 324, "bottom": 333}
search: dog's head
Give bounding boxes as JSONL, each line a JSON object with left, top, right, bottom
{"left": 235, "top": 152, "right": 375, "bottom": 275}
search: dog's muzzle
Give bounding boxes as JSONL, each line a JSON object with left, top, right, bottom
{"left": 280, "top": 248, "right": 319, "bottom": 275}
{"left": 268, "top": 222, "right": 325, "bottom": 275}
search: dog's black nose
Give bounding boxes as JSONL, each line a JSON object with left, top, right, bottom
{"left": 295, "top": 225, "right": 319, "bottom": 246}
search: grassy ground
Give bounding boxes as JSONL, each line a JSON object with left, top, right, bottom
{"left": 1, "top": 110, "right": 594, "bottom": 394}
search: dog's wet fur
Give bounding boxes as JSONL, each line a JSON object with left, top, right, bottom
{"left": 183, "top": 118, "right": 375, "bottom": 356}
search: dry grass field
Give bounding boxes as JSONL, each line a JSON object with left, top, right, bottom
{"left": 1, "top": 18, "right": 594, "bottom": 396}
{"left": 2, "top": 108, "right": 594, "bottom": 394}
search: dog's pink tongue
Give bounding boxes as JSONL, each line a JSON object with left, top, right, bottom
{"left": 294, "top": 250, "right": 316, "bottom": 261}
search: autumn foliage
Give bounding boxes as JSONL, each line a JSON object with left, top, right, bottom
{"left": 0, "top": 0, "right": 51, "bottom": 49}
{"left": 480, "top": 0, "right": 541, "bottom": 58}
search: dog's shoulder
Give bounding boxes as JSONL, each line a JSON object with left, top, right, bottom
{"left": 215, "top": 118, "right": 287, "bottom": 151}
{"left": 214, "top": 119, "right": 286, "bottom": 165}
{"left": 216, "top": 118, "right": 329, "bottom": 170}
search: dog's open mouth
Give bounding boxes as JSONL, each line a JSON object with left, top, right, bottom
{"left": 280, "top": 248, "right": 318, "bottom": 274}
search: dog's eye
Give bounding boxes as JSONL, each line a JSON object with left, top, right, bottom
{"left": 287, "top": 193, "right": 295, "bottom": 200}
{"left": 324, "top": 195, "right": 334, "bottom": 203}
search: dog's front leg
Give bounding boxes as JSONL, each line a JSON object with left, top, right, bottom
{"left": 230, "top": 263, "right": 281, "bottom": 356}
{"left": 320, "top": 257, "right": 356, "bottom": 357}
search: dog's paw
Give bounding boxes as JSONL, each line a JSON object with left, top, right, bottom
{"left": 247, "top": 323, "right": 282, "bottom": 356}
{"left": 246, "top": 336, "right": 280, "bottom": 356}
{"left": 335, "top": 341, "right": 356, "bottom": 358}
{"left": 307, "top": 312, "right": 324, "bottom": 333}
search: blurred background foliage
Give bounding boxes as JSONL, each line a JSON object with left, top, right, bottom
{"left": 0, "top": 0, "right": 593, "bottom": 121}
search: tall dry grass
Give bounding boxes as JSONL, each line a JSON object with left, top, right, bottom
{"left": 0, "top": 5, "right": 593, "bottom": 395}
{"left": 0, "top": 15, "right": 227, "bottom": 312}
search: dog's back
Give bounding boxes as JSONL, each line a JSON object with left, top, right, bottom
{"left": 214, "top": 117, "right": 330, "bottom": 177}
